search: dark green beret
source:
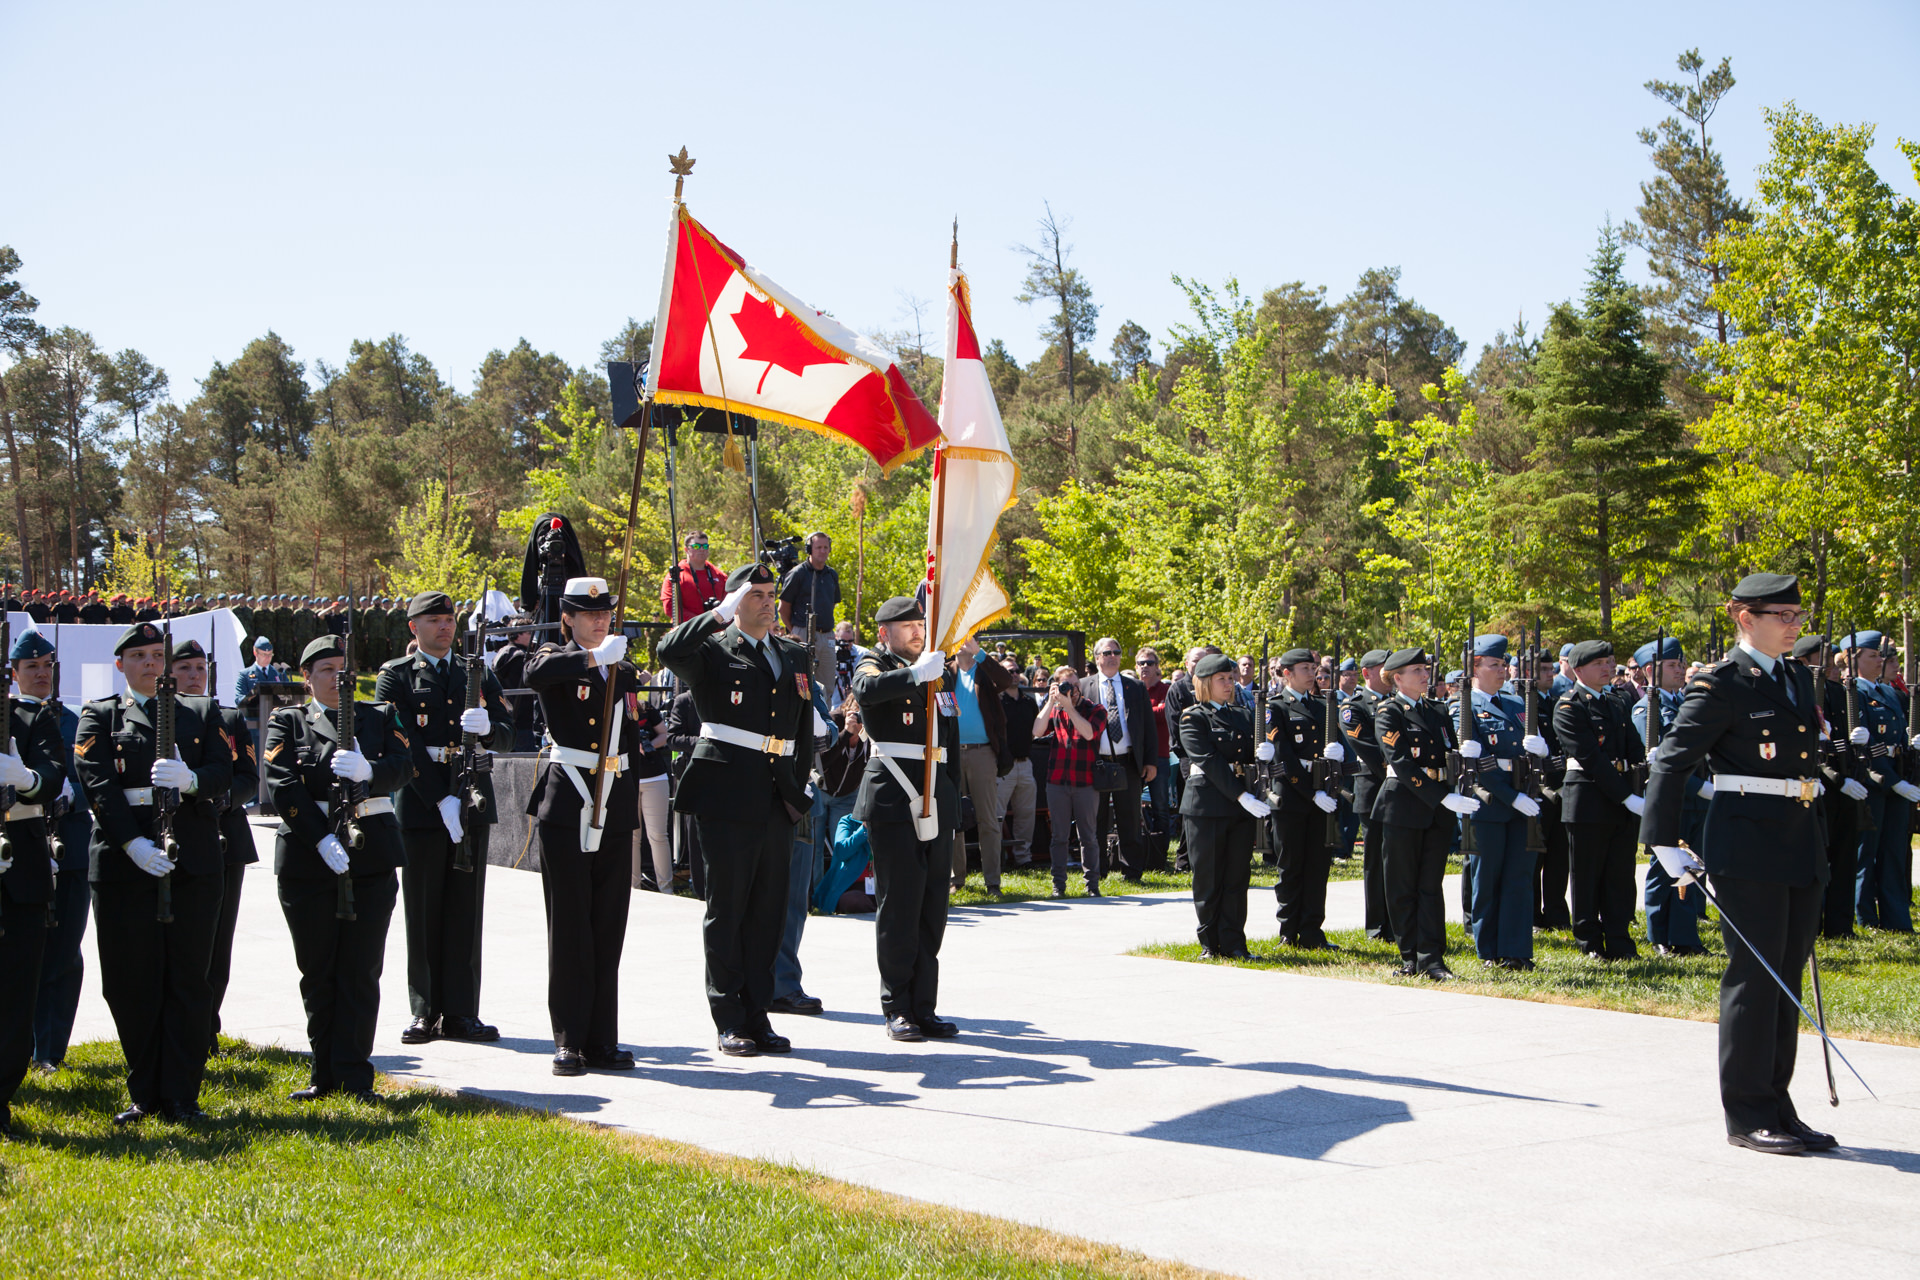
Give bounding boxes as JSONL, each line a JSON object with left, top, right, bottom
{"left": 1194, "top": 653, "right": 1237, "bottom": 680}
{"left": 1730, "top": 573, "right": 1799, "bottom": 606}
{"left": 1791, "top": 634, "right": 1825, "bottom": 660}
{"left": 300, "top": 636, "right": 344, "bottom": 669}
{"left": 1569, "top": 639, "right": 1614, "bottom": 667}
{"left": 407, "top": 591, "right": 455, "bottom": 619}
{"left": 1382, "top": 647, "right": 1428, "bottom": 673}
{"left": 1278, "top": 648, "right": 1314, "bottom": 666}
{"left": 1360, "top": 649, "right": 1391, "bottom": 667}
{"left": 726, "top": 564, "right": 777, "bottom": 593}
{"left": 113, "top": 622, "right": 166, "bottom": 656}
{"left": 171, "top": 638, "right": 206, "bottom": 661}
{"left": 875, "top": 595, "right": 924, "bottom": 624}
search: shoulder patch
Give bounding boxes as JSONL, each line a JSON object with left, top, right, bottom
{"left": 266, "top": 741, "right": 286, "bottom": 762}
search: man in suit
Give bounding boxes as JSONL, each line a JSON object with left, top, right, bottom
{"left": 1265, "top": 646, "right": 1347, "bottom": 948}
{"left": 1344, "top": 649, "right": 1393, "bottom": 940}
{"left": 658, "top": 564, "right": 817, "bottom": 1057}
{"left": 1087, "top": 636, "right": 1156, "bottom": 884}
{"left": 1643, "top": 573, "right": 1835, "bottom": 1155}
{"left": 75, "top": 622, "right": 233, "bottom": 1124}
{"left": 375, "top": 591, "right": 515, "bottom": 1046}
{"left": 1554, "top": 639, "right": 1648, "bottom": 960}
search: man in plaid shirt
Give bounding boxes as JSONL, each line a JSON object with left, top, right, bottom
{"left": 1036, "top": 667, "right": 1108, "bottom": 896}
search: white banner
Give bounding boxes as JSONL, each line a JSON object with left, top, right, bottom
{"left": 10, "top": 608, "right": 252, "bottom": 709}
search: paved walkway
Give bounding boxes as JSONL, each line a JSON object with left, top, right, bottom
{"left": 72, "top": 829, "right": 1920, "bottom": 1279}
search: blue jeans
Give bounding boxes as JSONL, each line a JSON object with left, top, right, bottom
{"left": 775, "top": 789, "right": 859, "bottom": 998}
{"left": 1467, "top": 815, "right": 1535, "bottom": 961}
{"left": 1645, "top": 800, "right": 1708, "bottom": 947}
{"left": 1146, "top": 757, "right": 1174, "bottom": 868}
{"left": 33, "top": 862, "right": 92, "bottom": 1065}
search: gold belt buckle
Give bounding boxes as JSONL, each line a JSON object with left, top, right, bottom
{"left": 1798, "top": 778, "right": 1817, "bottom": 803}
{"left": 763, "top": 736, "right": 788, "bottom": 755}
{"left": 1426, "top": 768, "right": 1441, "bottom": 780}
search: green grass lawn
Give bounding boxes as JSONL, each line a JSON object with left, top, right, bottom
{"left": 1137, "top": 917, "right": 1920, "bottom": 1046}
{"left": 949, "top": 848, "right": 1366, "bottom": 907}
{"left": 0, "top": 1041, "right": 1216, "bottom": 1280}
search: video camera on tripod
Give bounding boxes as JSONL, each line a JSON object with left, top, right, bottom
{"left": 759, "top": 535, "right": 802, "bottom": 576}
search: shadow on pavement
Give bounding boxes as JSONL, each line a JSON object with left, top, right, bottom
{"left": 469, "top": 1089, "right": 615, "bottom": 1115}
{"left": 1227, "top": 1059, "right": 1580, "bottom": 1106}
{"left": 1824, "top": 1145, "right": 1920, "bottom": 1174}
{"left": 625, "top": 1065, "right": 918, "bottom": 1108}
{"left": 1131, "top": 1085, "right": 1413, "bottom": 1159}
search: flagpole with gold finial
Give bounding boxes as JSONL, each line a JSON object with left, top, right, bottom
{"left": 920, "top": 219, "right": 958, "bottom": 817}
{"left": 586, "top": 147, "right": 690, "bottom": 838}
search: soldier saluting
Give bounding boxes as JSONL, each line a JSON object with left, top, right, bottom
{"left": 658, "top": 564, "right": 817, "bottom": 1058}
{"left": 74, "top": 621, "right": 232, "bottom": 1125}
{"left": 1179, "top": 652, "right": 1272, "bottom": 959}
{"left": 1642, "top": 573, "right": 1836, "bottom": 1156}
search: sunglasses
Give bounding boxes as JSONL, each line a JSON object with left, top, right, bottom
{"left": 1137, "top": 659, "right": 1159, "bottom": 667}
{"left": 688, "top": 542, "right": 709, "bottom": 549}
{"left": 1096, "top": 649, "right": 1122, "bottom": 657}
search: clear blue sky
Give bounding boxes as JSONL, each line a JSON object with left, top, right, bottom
{"left": 5, "top": 1, "right": 1917, "bottom": 400}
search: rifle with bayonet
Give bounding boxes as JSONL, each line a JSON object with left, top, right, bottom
{"left": 1636, "top": 626, "right": 1664, "bottom": 792}
{"left": 1517, "top": 620, "right": 1547, "bottom": 853}
{"left": 154, "top": 594, "right": 180, "bottom": 924}
{"left": 329, "top": 583, "right": 360, "bottom": 921}
{"left": 1903, "top": 632, "right": 1920, "bottom": 791}
{"left": 1314, "top": 637, "right": 1343, "bottom": 846}
{"left": 448, "top": 614, "right": 490, "bottom": 873}
{"left": 1447, "top": 615, "right": 1478, "bottom": 853}
{"left": 1253, "top": 632, "right": 1271, "bottom": 858}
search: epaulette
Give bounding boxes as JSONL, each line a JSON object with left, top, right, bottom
{"left": 536, "top": 641, "right": 564, "bottom": 654}
{"left": 380, "top": 655, "right": 413, "bottom": 670}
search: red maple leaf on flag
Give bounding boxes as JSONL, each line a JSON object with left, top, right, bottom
{"left": 732, "top": 291, "right": 847, "bottom": 393}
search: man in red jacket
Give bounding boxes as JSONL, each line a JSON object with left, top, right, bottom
{"left": 659, "top": 531, "right": 726, "bottom": 624}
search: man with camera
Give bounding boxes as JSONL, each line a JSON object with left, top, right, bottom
{"left": 779, "top": 532, "right": 841, "bottom": 696}
{"left": 660, "top": 530, "right": 727, "bottom": 625}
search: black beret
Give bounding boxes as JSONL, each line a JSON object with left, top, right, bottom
{"left": 1194, "top": 653, "right": 1237, "bottom": 679}
{"left": 300, "top": 635, "right": 344, "bottom": 668}
{"left": 113, "top": 622, "right": 166, "bottom": 656}
{"left": 1360, "top": 649, "right": 1391, "bottom": 667}
{"left": 171, "top": 638, "right": 206, "bottom": 661}
{"left": 1791, "top": 634, "right": 1826, "bottom": 660}
{"left": 725, "top": 564, "right": 777, "bottom": 593}
{"left": 1382, "top": 647, "right": 1428, "bottom": 673}
{"left": 1569, "top": 639, "right": 1614, "bottom": 667}
{"left": 1278, "top": 647, "right": 1314, "bottom": 666}
{"left": 875, "top": 595, "right": 924, "bottom": 624}
{"left": 1730, "top": 572, "right": 1800, "bottom": 606}
{"left": 407, "top": 590, "right": 455, "bottom": 619}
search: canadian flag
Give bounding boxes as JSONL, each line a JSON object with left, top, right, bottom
{"left": 927, "top": 268, "right": 1018, "bottom": 651}
{"left": 646, "top": 206, "right": 940, "bottom": 472}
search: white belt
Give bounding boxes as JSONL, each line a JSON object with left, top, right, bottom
{"left": 1494, "top": 759, "right": 1512, "bottom": 772}
{"left": 1562, "top": 758, "right": 1629, "bottom": 775}
{"left": 548, "top": 744, "right": 629, "bottom": 774}
{"left": 5, "top": 804, "right": 43, "bottom": 822}
{"left": 699, "top": 722, "right": 795, "bottom": 757}
{"left": 1714, "top": 774, "right": 1820, "bottom": 801}
{"left": 872, "top": 740, "right": 947, "bottom": 763}
{"left": 314, "top": 796, "right": 395, "bottom": 818}
{"left": 123, "top": 787, "right": 155, "bottom": 806}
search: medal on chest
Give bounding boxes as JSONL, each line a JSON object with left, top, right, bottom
{"left": 903, "top": 710, "right": 914, "bottom": 726}
{"left": 577, "top": 685, "right": 591, "bottom": 701}
{"left": 731, "top": 691, "right": 743, "bottom": 705}
{"left": 1760, "top": 742, "right": 1777, "bottom": 760}
{"left": 937, "top": 692, "right": 957, "bottom": 717}
{"left": 795, "top": 672, "right": 810, "bottom": 698}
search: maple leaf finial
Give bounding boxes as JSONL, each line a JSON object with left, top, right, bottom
{"left": 668, "top": 147, "right": 695, "bottom": 177}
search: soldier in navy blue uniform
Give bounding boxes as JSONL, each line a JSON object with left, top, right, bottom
{"left": 1553, "top": 639, "right": 1648, "bottom": 960}
{"left": 523, "top": 577, "right": 646, "bottom": 1076}
{"left": 1344, "top": 650, "right": 1393, "bottom": 940}
{"left": 1836, "top": 631, "right": 1918, "bottom": 932}
{"left": 848, "top": 596, "right": 962, "bottom": 1042}
{"left": 266, "top": 636, "right": 412, "bottom": 1101}
{"left": 16, "top": 629, "right": 92, "bottom": 1074}
{"left": 1526, "top": 647, "right": 1573, "bottom": 930}
{"left": 375, "top": 590, "right": 515, "bottom": 1046}
{"left": 658, "top": 564, "right": 817, "bottom": 1057}
{"left": 1179, "top": 653, "right": 1271, "bottom": 958}
{"left": 0, "top": 636, "right": 72, "bottom": 1132}
{"left": 1632, "top": 636, "right": 1711, "bottom": 956}
{"left": 1264, "top": 647, "right": 1347, "bottom": 948}
{"left": 1642, "top": 573, "right": 1835, "bottom": 1156}
{"left": 1373, "top": 648, "right": 1481, "bottom": 979}
{"left": 74, "top": 621, "right": 233, "bottom": 1125}
{"left": 1456, "top": 635, "right": 1550, "bottom": 969}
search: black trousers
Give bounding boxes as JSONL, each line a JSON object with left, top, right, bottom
{"left": 32, "top": 864, "right": 90, "bottom": 1066}
{"left": 94, "top": 870, "right": 223, "bottom": 1107}
{"left": 0, "top": 892, "right": 49, "bottom": 1111}
{"left": 279, "top": 870, "right": 398, "bottom": 1092}
{"left": 1711, "top": 872, "right": 1823, "bottom": 1135}
{"left": 695, "top": 811, "right": 790, "bottom": 1033}
{"left": 1535, "top": 799, "right": 1571, "bottom": 928}
{"left": 1383, "top": 818, "right": 1450, "bottom": 972}
{"left": 1272, "top": 807, "right": 1333, "bottom": 946}
{"left": 1362, "top": 816, "right": 1393, "bottom": 940}
{"left": 400, "top": 824, "right": 489, "bottom": 1021}
{"left": 1567, "top": 814, "right": 1639, "bottom": 958}
{"left": 207, "top": 860, "right": 248, "bottom": 1043}
{"left": 539, "top": 825, "right": 633, "bottom": 1049}
{"left": 1186, "top": 813, "right": 1253, "bottom": 954}
{"left": 1095, "top": 760, "right": 1146, "bottom": 880}
{"left": 869, "top": 817, "right": 951, "bottom": 1018}
{"left": 1821, "top": 795, "right": 1860, "bottom": 938}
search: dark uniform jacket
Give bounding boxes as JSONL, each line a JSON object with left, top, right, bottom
{"left": 1852, "top": 678, "right": 1907, "bottom": 792}
{"left": 2, "top": 694, "right": 72, "bottom": 903}
{"left": 1371, "top": 693, "right": 1457, "bottom": 828}
{"left": 188, "top": 697, "right": 259, "bottom": 865}
{"left": 1342, "top": 687, "right": 1386, "bottom": 819}
{"left": 374, "top": 649, "right": 513, "bottom": 831}
{"left": 265, "top": 699, "right": 413, "bottom": 877}
{"left": 657, "top": 611, "right": 815, "bottom": 820}
{"left": 492, "top": 641, "right": 538, "bottom": 742}
{"left": 523, "top": 641, "right": 645, "bottom": 833}
{"left": 1642, "top": 653, "right": 1826, "bottom": 886}
{"left": 1176, "top": 699, "right": 1257, "bottom": 817}
{"left": 849, "top": 647, "right": 960, "bottom": 826}
{"left": 1553, "top": 683, "right": 1646, "bottom": 822}
{"left": 1264, "top": 686, "right": 1347, "bottom": 811}
{"left": 48, "top": 699, "right": 92, "bottom": 872}
{"left": 75, "top": 690, "right": 232, "bottom": 882}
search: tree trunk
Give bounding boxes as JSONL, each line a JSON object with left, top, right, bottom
{"left": 0, "top": 378, "right": 33, "bottom": 589}
{"left": 1596, "top": 492, "right": 1612, "bottom": 637}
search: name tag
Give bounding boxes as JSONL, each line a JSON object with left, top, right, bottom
{"left": 1749, "top": 710, "right": 1774, "bottom": 719}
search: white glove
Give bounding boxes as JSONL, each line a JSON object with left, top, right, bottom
{"left": 59, "top": 778, "right": 73, "bottom": 805}
{"left": 909, "top": 649, "right": 947, "bottom": 684}
{"left": 1321, "top": 740, "right": 1345, "bottom": 763}
{"left": 460, "top": 706, "right": 493, "bottom": 736}
{"left": 0, "top": 752, "right": 34, "bottom": 790}
{"left": 1841, "top": 778, "right": 1870, "bottom": 801}
{"left": 1441, "top": 792, "right": 1481, "bottom": 816}
{"left": 1237, "top": 791, "right": 1272, "bottom": 819}
{"left": 1850, "top": 725, "right": 1871, "bottom": 746}
{"left": 812, "top": 707, "right": 831, "bottom": 735}
{"left": 1697, "top": 780, "right": 1715, "bottom": 800}
{"left": 1652, "top": 844, "right": 1704, "bottom": 879}
{"left": 590, "top": 633, "right": 629, "bottom": 667}
{"left": 437, "top": 794, "right": 466, "bottom": 842}
{"left": 330, "top": 749, "right": 372, "bottom": 783}
{"left": 1311, "top": 790, "right": 1338, "bottom": 814}
{"left": 1892, "top": 780, "right": 1920, "bottom": 804}
{"left": 1511, "top": 793, "right": 1542, "bottom": 818}
{"left": 1458, "top": 739, "right": 1483, "bottom": 759}
{"left": 317, "top": 834, "right": 351, "bottom": 875}
{"left": 124, "top": 836, "right": 174, "bottom": 878}
{"left": 713, "top": 580, "right": 752, "bottom": 623}
{"left": 151, "top": 756, "right": 196, "bottom": 793}
{"left": 1910, "top": 732, "right": 1920, "bottom": 751}
{"left": 1624, "top": 793, "right": 1646, "bottom": 816}
{"left": 1254, "top": 741, "right": 1275, "bottom": 762}
{"left": 1522, "top": 734, "right": 1549, "bottom": 758}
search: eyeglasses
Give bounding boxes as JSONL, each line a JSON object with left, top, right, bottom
{"left": 688, "top": 541, "right": 709, "bottom": 549}
{"left": 1096, "top": 649, "right": 1122, "bottom": 657}
{"left": 1751, "top": 609, "right": 1805, "bottom": 625}
{"left": 1137, "top": 659, "right": 1159, "bottom": 667}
